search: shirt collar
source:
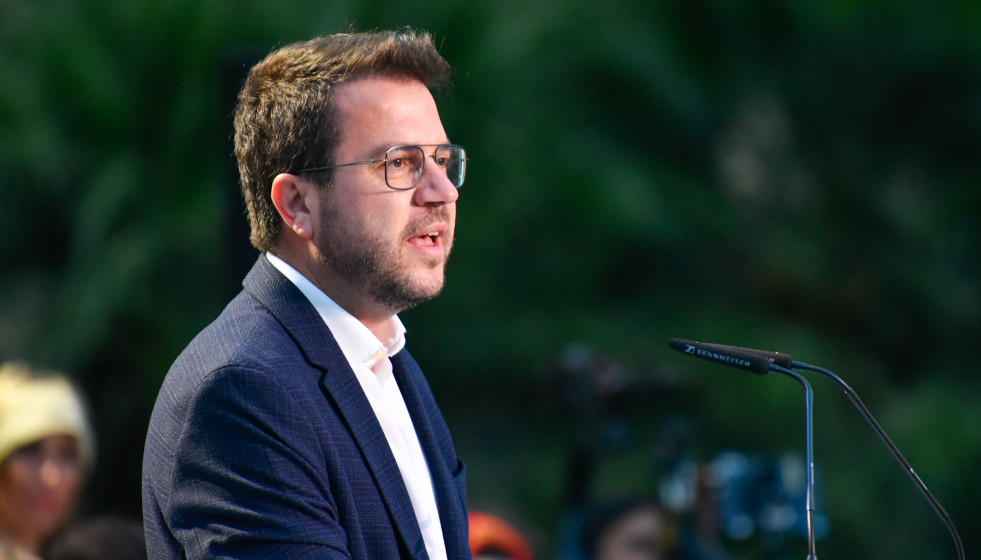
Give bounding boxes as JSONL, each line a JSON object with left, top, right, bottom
{"left": 266, "top": 252, "right": 406, "bottom": 369}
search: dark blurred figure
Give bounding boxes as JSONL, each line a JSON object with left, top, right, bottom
{"left": 468, "top": 511, "right": 535, "bottom": 560}
{"left": 0, "top": 363, "right": 95, "bottom": 560}
{"left": 43, "top": 516, "right": 146, "bottom": 560}
{"left": 581, "top": 500, "right": 676, "bottom": 560}
{"left": 550, "top": 345, "right": 681, "bottom": 560}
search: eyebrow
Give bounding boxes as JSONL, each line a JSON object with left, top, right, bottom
{"left": 361, "top": 141, "right": 454, "bottom": 159}
{"left": 362, "top": 143, "right": 395, "bottom": 160}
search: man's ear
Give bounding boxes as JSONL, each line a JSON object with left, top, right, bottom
{"left": 270, "top": 173, "right": 318, "bottom": 240}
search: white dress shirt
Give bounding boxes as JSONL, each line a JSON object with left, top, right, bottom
{"left": 266, "top": 253, "right": 447, "bottom": 560}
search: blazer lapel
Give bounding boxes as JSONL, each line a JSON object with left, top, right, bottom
{"left": 318, "top": 360, "right": 429, "bottom": 559}
{"left": 242, "top": 255, "right": 429, "bottom": 558}
{"left": 391, "top": 352, "right": 469, "bottom": 560}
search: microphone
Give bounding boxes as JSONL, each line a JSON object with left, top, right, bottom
{"left": 668, "top": 337, "right": 966, "bottom": 560}
{"left": 709, "top": 341, "right": 795, "bottom": 370}
{"left": 667, "top": 338, "right": 793, "bottom": 374}
{"left": 669, "top": 337, "right": 818, "bottom": 558}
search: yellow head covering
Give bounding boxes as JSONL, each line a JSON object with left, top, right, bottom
{"left": 0, "top": 362, "right": 96, "bottom": 471}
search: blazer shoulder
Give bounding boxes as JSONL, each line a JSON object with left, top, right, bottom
{"left": 181, "top": 291, "right": 294, "bottom": 368}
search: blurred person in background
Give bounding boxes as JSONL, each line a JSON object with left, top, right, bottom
{"left": 43, "top": 515, "right": 146, "bottom": 560}
{"left": 468, "top": 511, "right": 535, "bottom": 560}
{"left": 0, "top": 362, "right": 95, "bottom": 560}
{"left": 581, "top": 499, "right": 676, "bottom": 560}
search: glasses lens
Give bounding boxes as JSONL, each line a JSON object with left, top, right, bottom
{"left": 385, "top": 146, "right": 426, "bottom": 190}
{"left": 436, "top": 145, "right": 467, "bottom": 188}
{"left": 383, "top": 145, "right": 467, "bottom": 190}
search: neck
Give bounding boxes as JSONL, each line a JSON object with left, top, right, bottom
{"left": 324, "top": 287, "right": 399, "bottom": 343}
{"left": 269, "top": 248, "right": 400, "bottom": 342}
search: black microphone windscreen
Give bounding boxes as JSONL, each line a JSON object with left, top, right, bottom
{"left": 668, "top": 338, "right": 773, "bottom": 375}
{"left": 711, "top": 342, "right": 795, "bottom": 369}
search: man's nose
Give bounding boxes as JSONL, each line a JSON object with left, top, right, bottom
{"left": 414, "top": 161, "right": 460, "bottom": 205}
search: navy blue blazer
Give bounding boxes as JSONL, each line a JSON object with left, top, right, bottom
{"left": 142, "top": 255, "right": 470, "bottom": 559}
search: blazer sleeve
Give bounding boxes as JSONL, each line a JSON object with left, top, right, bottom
{"left": 152, "top": 364, "right": 350, "bottom": 559}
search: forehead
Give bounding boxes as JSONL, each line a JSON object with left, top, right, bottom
{"left": 333, "top": 76, "right": 447, "bottom": 153}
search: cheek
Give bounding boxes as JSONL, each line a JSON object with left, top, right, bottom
{"left": 0, "top": 464, "right": 35, "bottom": 516}
{"left": 1, "top": 460, "right": 34, "bottom": 491}
{"left": 60, "top": 469, "right": 82, "bottom": 499}
{"left": 362, "top": 201, "right": 410, "bottom": 242}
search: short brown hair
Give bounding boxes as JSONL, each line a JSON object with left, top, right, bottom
{"left": 233, "top": 29, "right": 452, "bottom": 252}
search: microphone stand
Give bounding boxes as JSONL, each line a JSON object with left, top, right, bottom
{"left": 791, "top": 361, "right": 966, "bottom": 560}
{"left": 668, "top": 338, "right": 965, "bottom": 559}
{"left": 771, "top": 365, "right": 819, "bottom": 560}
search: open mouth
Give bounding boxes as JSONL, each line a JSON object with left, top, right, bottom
{"left": 411, "top": 231, "right": 440, "bottom": 247}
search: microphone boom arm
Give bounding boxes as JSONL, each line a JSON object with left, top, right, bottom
{"left": 789, "top": 361, "right": 965, "bottom": 560}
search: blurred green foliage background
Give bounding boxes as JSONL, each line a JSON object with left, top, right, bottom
{"left": 1, "top": 0, "right": 978, "bottom": 558}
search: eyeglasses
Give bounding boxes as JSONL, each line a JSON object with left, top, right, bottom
{"left": 295, "top": 144, "right": 467, "bottom": 191}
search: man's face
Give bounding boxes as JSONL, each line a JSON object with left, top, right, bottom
{"left": 313, "top": 76, "right": 458, "bottom": 317}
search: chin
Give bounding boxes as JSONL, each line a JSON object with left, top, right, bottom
{"left": 373, "top": 272, "right": 446, "bottom": 313}
{"left": 417, "top": 272, "right": 447, "bottom": 297}
{"left": 406, "top": 282, "right": 445, "bottom": 306}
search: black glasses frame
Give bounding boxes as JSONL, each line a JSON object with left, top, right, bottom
{"left": 294, "top": 144, "right": 467, "bottom": 191}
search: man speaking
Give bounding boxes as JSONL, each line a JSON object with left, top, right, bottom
{"left": 143, "top": 29, "right": 470, "bottom": 559}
